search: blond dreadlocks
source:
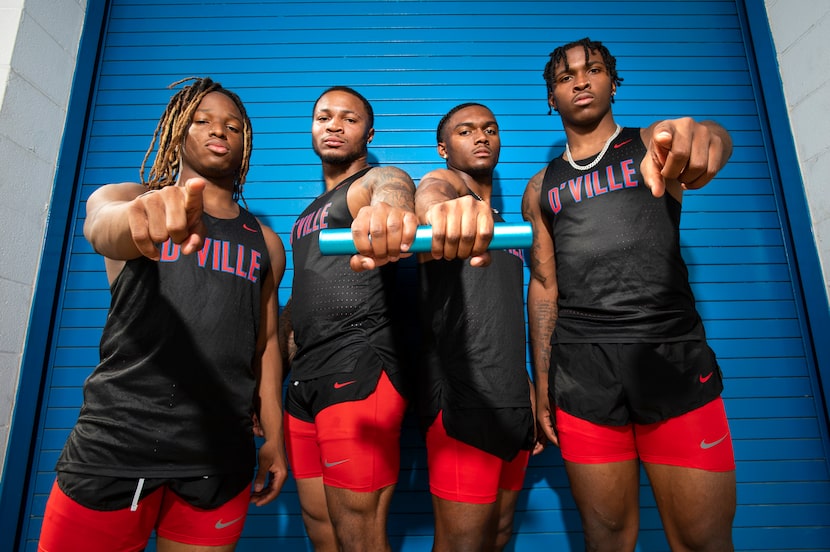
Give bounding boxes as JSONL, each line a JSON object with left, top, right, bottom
{"left": 140, "top": 76, "right": 253, "bottom": 201}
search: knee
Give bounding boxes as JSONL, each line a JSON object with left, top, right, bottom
{"left": 580, "top": 509, "right": 639, "bottom": 551}
{"left": 495, "top": 512, "right": 515, "bottom": 551}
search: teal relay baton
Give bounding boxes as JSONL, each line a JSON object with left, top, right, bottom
{"left": 318, "top": 222, "right": 533, "bottom": 255}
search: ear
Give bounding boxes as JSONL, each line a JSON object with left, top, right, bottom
{"left": 548, "top": 93, "right": 558, "bottom": 112}
{"left": 366, "top": 127, "right": 375, "bottom": 144}
{"left": 437, "top": 142, "right": 448, "bottom": 159}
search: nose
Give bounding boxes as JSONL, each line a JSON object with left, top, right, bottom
{"left": 326, "top": 117, "right": 343, "bottom": 132}
{"left": 473, "top": 128, "right": 488, "bottom": 143}
{"left": 574, "top": 72, "right": 590, "bottom": 90}
{"left": 210, "top": 123, "right": 225, "bottom": 137}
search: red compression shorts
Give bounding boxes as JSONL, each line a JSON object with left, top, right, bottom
{"left": 555, "top": 396, "right": 735, "bottom": 471}
{"left": 38, "top": 480, "right": 250, "bottom": 551}
{"left": 426, "top": 411, "right": 530, "bottom": 504}
{"left": 284, "top": 370, "right": 407, "bottom": 491}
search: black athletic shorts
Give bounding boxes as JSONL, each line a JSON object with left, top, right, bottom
{"left": 55, "top": 469, "right": 252, "bottom": 511}
{"left": 287, "top": 357, "right": 396, "bottom": 423}
{"left": 549, "top": 340, "right": 724, "bottom": 426}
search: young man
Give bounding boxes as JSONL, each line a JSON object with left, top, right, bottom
{"left": 281, "top": 86, "right": 418, "bottom": 552}
{"left": 522, "top": 38, "right": 737, "bottom": 551}
{"left": 414, "top": 103, "right": 536, "bottom": 552}
{"left": 39, "top": 77, "right": 287, "bottom": 551}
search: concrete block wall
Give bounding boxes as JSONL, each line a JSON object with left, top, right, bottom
{"left": 764, "top": 0, "right": 830, "bottom": 295}
{"left": 0, "top": 0, "right": 86, "bottom": 476}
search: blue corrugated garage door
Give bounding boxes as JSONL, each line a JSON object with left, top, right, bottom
{"left": 14, "top": 0, "right": 830, "bottom": 550}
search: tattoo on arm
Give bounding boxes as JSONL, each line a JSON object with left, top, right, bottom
{"left": 368, "top": 167, "right": 416, "bottom": 211}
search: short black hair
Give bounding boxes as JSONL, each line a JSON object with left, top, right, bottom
{"left": 435, "top": 102, "right": 491, "bottom": 143}
{"left": 542, "top": 37, "right": 623, "bottom": 99}
{"left": 313, "top": 86, "right": 374, "bottom": 129}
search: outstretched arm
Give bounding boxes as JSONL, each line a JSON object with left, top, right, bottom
{"left": 415, "top": 168, "right": 493, "bottom": 266}
{"left": 84, "top": 178, "right": 208, "bottom": 261}
{"left": 522, "top": 168, "right": 560, "bottom": 449}
{"left": 347, "top": 165, "right": 418, "bottom": 272}
{"left": 250, "top": 225, "right": 289, "bottom": 507}
{"left": 640, "top": 118, "right": 733, "bottom": 200}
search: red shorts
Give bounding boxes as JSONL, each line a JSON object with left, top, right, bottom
{"left": 38, "top": 480, "right": 251, "bottom": 551}
{"left": 556, "top": 396, "right": 735, "bottom": 471}
{"left": 284, "top": 370, "right": 407, "bottom": 491}
{"left": 426, "top": 411, "right": 530, "bottom": 504}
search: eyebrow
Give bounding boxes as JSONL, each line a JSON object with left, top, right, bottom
{"left": 453, "top": 120, "right": 498, "bottom": 130}
{"left": 316, "top": 107, "right": 360, "bottom": 118}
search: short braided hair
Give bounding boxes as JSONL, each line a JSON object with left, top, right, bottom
{"left": 140, "top": 76, "right": 253, "bottom": 201}
{"left": 542, "top": 37, "right": 623, "bottom": 108}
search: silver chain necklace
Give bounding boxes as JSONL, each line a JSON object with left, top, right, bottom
{"left": 565, "top": 124, "right": 622, "bottom": 171}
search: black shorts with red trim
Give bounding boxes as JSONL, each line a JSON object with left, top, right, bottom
{"left": 549, "top": 340, "right": 724, "bottom": 426}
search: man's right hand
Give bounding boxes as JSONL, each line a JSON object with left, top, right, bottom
{"left": 424, "top": 194, "right": 494, "bottom": 267}
{"left": 127, "top": 178, "right": 208, "bottom": 260}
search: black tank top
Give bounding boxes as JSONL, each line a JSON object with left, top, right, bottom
{"left": 57, "top": 209, "right": 269, "bottom": 478}
{"left": 539, "top": 127, "right": 704, "bottom": 342}
{"left": 418, "top": 194, "right": 533, "bottom": 459}
{"left": 289, "top": 168, "right": 404, "bottom": 381}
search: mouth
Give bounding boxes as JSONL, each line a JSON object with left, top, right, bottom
{"left": 573, "top": 93, "right": 594, "bottom": 106}
{"left": 322, "top": 137, "right": 345, "bottom": 147}
{"left": 206, "top": 140, "right": 229, "bottom": 154}
{"left": 472, "top": 148, "right": 491, "bottom": 157}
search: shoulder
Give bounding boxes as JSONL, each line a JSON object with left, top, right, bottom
{"left": 256, "top": 218, "right": 286, "bottom": 272}
{"left": 361, "top": 165, "right": 414, "bottom": 187}
{"left": 418, "top": 168, "right": 464, "bottom": 193}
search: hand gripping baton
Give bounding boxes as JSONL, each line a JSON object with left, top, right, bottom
{"left": 317, "top": 222, "right": 533, "bottom": 255}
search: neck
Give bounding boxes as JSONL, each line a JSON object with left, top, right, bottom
{"left": 451, "top": 168, "right": 494, "bottom": 204}
{"left": 563, "top": 115, "right": 619, "bottom": 159}
{"left": 177, "top": 168, "right": 238, "bottom": 218}
{"left": 322, "top": 159, "right": 371, "bottom": 191}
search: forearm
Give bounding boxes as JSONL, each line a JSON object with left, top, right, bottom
{"left": 256, "top": 348, "right": 283, "bottom": 443}
{"left": 84, "top": 183, "right": 147, "bottom": 259}
{"left": 414, "top": 176, "right": 458, "bottom": 222}
{"left": 528, "top": 278, "right": 558, "bottom": 384}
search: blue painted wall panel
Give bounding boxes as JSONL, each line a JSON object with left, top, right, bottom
{"left": 14, "top": 0, "right": 830, "bottom": 550}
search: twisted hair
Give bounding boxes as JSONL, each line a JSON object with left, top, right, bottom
{"left": 140, "top": 76, "right": 253, "bottom": 201}
{"left": 435, "top": 102, "right": 490, "bottom": 143}
{"left": 542, "top": 37, "right": 623, "bottom": 111}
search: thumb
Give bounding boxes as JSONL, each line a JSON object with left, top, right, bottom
{"left": 253, "top": 467, "right": 266, "bottom": 492}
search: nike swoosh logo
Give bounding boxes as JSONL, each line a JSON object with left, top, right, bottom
{"left": 699, "top": 372, "right": 713, "bottom": 383}
{"left": 334, "top": 380, "right": 356, "bottom": 389}
{"left": 700, "top": 433, "right": 728, "bottom": 449}
{"left": 324, "top": 458, "right": 350, "bottom": 468}
{"left": 613, "top": 138, "right": 632, "bottom": 149}
{"left": 215, "top": 515, "right": 244, "bottom": 529}
{"left": 242, "top": 223, "right": 258, "bottom": 233}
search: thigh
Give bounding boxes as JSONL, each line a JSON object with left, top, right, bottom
{"left": 316, "top": 370, "right": 407, "bottom": 491}
{"left": 555, "top": 406, "right": 637, "bottom": 463}
{"left": 499, "top": 449, "right": 530, "bottom": 492}
{"left": 634, "top": 397, "right": 735, "bottom": 471}
{"left": 155, "top": 482, "right": 251, "bottom": 547}
{"left": 563, "top": 459, "right": 641, "bottom": 550}
{"left": 644, "top": 463, "right": 736, "bottom": 550}
{"left": 426, "top": 411, "right": 505, "bottom": 504}
{"left": 39, "top": 479, "right": 161, "bottom": 552}
{"left": 285, "top": 412, "right": 324, "bottom": 479}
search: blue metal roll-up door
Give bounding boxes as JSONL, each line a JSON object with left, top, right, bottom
{"left": 14, "top": 1, "right": 830, "bottom": 549}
